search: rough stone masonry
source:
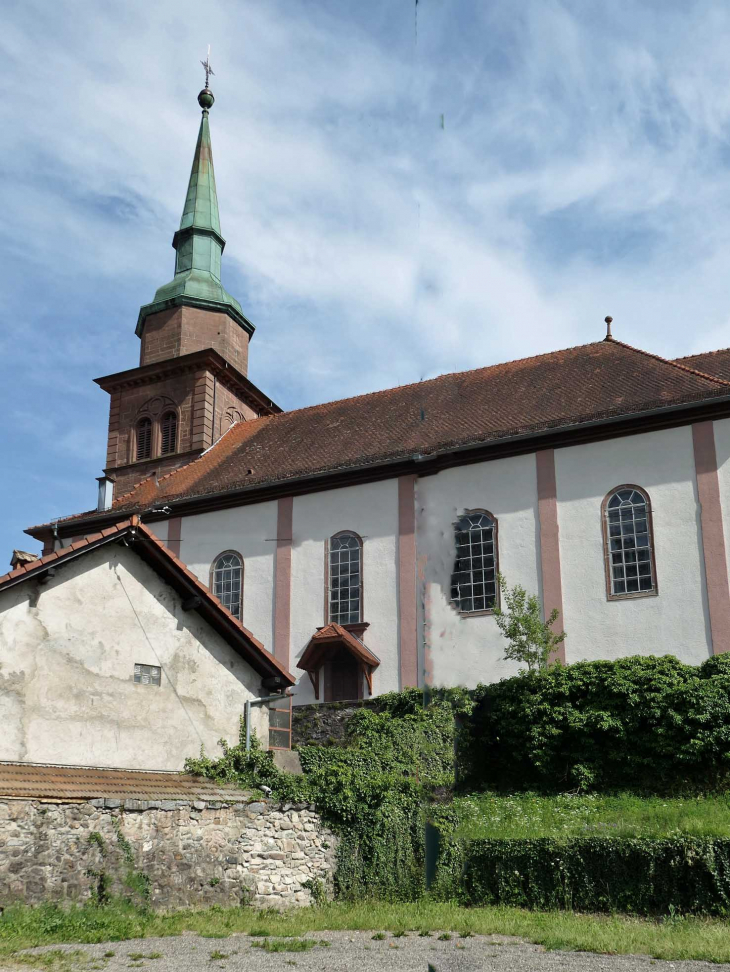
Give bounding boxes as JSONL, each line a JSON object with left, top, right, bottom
{"left": 0, "top": 795, "right": 338, "bottom": 910}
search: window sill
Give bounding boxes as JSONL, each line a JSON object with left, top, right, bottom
{"left": 454, "top": 608, "right": 497, "bottom": 618}
{"left": 607, "top": 589, "right": 658, "bottom": 602}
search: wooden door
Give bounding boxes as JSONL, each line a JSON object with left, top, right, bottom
{"left": 325, "top": 654, "right": 361, "bottom": 702}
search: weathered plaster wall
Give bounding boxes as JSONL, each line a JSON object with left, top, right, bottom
{"left": 175, "top": 503, "right": 278, "bottom": 653}
{"left": 290, "top": 480, "right": 400, "bottom": 703}
{"left": 556, "top": 426, "right": 712, "bottom": 664}
{"left": 0, "top": 795, "right": 337, "bottom": 910}
{"left": 0, "top": 544, "right": 267, "bottom": 770}
{"left": 417, "top": 453, "right": 541, "bottom": 687}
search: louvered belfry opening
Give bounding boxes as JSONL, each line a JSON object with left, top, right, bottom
{"left": 160, "top": 411, "right": 178, "bottom": 456}
{"left": 136, "top": 417, "right": 152, "bottom": 461}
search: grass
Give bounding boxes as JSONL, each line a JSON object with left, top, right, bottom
{"left": 453, "top": 792, "right": 730, "bottom": 840}
{"left": 250, "top": 940, "right": 329, "bottom": 953}
{"left": 7, "top": 899, "right": 730, "bottom": 963}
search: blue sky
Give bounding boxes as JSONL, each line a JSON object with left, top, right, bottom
{"left": 4, "top": 0, "right": 730, "bottom": 558}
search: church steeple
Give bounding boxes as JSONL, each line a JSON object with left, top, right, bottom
{"left": 135, "top": 84, "right": 252, "bottom": 338}
{"left": 94, "top": 70, "right": 278, "bottom": 502}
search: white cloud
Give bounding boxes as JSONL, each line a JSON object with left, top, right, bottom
{"left": 5, "top": 0, "right": 730, "bottom": 554}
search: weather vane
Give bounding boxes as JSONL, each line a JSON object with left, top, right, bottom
{"left": 200, "top": 45, "right": 215, "bottom": 88}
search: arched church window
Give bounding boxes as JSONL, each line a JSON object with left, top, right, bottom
{"left": 602, "top": 486, "right": 657, "bottom": 598}
{"left": 328, "top": 532, "right": 362, "bottom": 624}
{"left": 160, "top": 412, "right": 177, "bottom": 456}
{"left": 450, "top": 510, "right": 498, "bottom": 613}
{"left": 136, "top": 418, "right": 152, "bottom": 461}
{"left": 211, "top": 551, "right": 243, "bottom": 619}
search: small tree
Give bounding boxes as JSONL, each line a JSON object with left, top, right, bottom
{"left": 492, "top": 573, "right": 566, "bottom": 672}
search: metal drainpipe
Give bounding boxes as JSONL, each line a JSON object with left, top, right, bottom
{"left": 244, "top": 693, "right": 292, "bottom": 751}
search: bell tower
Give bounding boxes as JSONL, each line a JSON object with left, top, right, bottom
{"left": 95, "top": 74, "right": 279, "bottom": 502}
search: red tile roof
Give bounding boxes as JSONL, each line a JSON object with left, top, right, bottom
{"left": 0, "top": 762, "right": 251, "bottom": 803}
{"left": 675, "top": 348, "right": 730, "bottom": 382}
{"left": 0, "top": 517, "right": 294, "bottom": 685}
{"left": 298, "top": 623, "right": 380, "bottom": 672}
{"left": 28, "top": 339, "right": 730, "bottom": 532}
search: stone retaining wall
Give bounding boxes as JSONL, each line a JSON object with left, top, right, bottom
{"left": 292, "top": 699, "right": 381, "bottom": 747}
{"left": 0, "top": 794, "right": 338, "bottom": 910}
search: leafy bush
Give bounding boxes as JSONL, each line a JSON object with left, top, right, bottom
{"left": 493, "top": 573, "right": 565, "bottom": 671}
{"left": 185, "top": 698, "right": 460, "bottom": 901}
{"left": 452, "top": 837, "right": 730, "bottom": 915}
{"left": 462, "top": 654, "right": 730, "bottom": 794}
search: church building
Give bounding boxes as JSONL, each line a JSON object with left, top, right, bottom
{"left": 22, "top": 81, "right": 730, "bottom": 709}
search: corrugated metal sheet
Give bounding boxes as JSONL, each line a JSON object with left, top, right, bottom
{"left": 0, "top": 762, "right": 250, "bottom": 803}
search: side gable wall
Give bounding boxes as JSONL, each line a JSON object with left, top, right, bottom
{"left": 0, "top": 544, "right": 267, "bottom": 770}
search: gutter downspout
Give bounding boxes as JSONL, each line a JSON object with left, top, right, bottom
{"left": 244, "top": 693, "right": 292, "bottom": 751}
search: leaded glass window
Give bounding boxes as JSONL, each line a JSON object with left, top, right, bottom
{"left": 605, "top": 487, "right": 655, "bottom": 596}
{"left": 450, "top": 511, "right": 497, "bottom": 613}
{"left": 212, "top": 551, "right": 243, "bottom": 618}
{"left": 328, "top": 533, "right": 362, "bottom": 624}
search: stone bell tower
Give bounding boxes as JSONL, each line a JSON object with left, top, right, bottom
{"left": 95, "top": 77, "right": 279, "bottom": 502}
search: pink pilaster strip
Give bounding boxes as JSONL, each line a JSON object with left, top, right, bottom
{"left": 398, "top": 475, "right": 418, "bottom": 688}
{"left": 166, "top": 517, "right": 182, "bottom": 558}
{"left": 274, "top": 497, "right": 293, "bottom": 668}
{"left": 535, "top": 450, "right": 566, "bottom": 663}
{"left": 692, "top": 422, "right": 730, "bottom": 655}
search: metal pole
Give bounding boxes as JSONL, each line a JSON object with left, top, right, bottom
{"left": 245, "top": 700, "right": 251, "bottom": 751}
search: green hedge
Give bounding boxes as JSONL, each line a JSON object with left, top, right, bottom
{"left": 461, "top": 654, "right": 730, "bottom": 794}
{"left": 448, "top": 837, "right": 730, "bottom": 915}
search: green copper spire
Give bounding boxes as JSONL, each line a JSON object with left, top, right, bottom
{"left": 136, "top": 84, "right": 253, "bottom": 337}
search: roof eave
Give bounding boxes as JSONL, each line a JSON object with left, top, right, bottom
{"left": 4, "top": 523, "right": 294, "bottom": 686}
{"left": 26, "top": 389, "right": 730, "bottom": 543}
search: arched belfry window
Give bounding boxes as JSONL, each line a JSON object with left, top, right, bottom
{"left": 211, "top": 551, "right": 243, "bottom": 619}
{"left": 602, "top": 486, "right": 657, "bottom": 598}
{"left": 136, "top": 418, "right": 152, "bottom": 461}
{"left": 160, "top": 411, "right": 177, "bottom": 456}
{"left": 328, "top": 532, "right": 362, "bottom": 624}
{"left": 451, "top": 510, "right": 498, "bottom": 614}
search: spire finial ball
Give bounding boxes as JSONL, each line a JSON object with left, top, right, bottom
{"left": 198, "top": 87, "right": 215, "bottom": 110}
{"left": 605, "top": 316, "right": 613, "bottom": 324}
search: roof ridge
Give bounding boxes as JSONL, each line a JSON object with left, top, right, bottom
{"left": 0, "top": 520, "right": 133, "bottom": 586}
{"left": 251, "top": 340, "right": 613, "bottom": 421}
{"left": 675, "top": 346, "right": 730, "bottom": 361}
{"left": 610, "top": 339, "right": 730, "bottom": 387}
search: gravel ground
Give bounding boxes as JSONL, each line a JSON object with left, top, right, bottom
{"left": 6, "top": 931, "right": 730, "bottom": 972}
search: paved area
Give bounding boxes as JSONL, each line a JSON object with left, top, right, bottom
{"left": 7, "top": 931, "right": 730, "bottom": 972}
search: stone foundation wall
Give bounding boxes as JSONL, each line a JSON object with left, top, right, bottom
{"left": 0, "top": 795, "right": 338, "bottom": 910}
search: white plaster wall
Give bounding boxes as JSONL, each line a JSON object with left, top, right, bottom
{"left": 174, "top": 503, "right": 278, "bottom": 650}
{"left": 0, "top": 544, "right": 267, "bottom": 770}
{"left": 713, "top": 417, "right": 730, "bottom": 580}
{"left": 417, "top": 454, "right": 541, "bottom": 688}
{"left": 556, "top": 425, "right": 711, "bottom": 664}
{"left": 150, "top": 519, "right": 169, "bottom": 544}
{"left": 290, "top": 480, "right": 399, "bottom": 704}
